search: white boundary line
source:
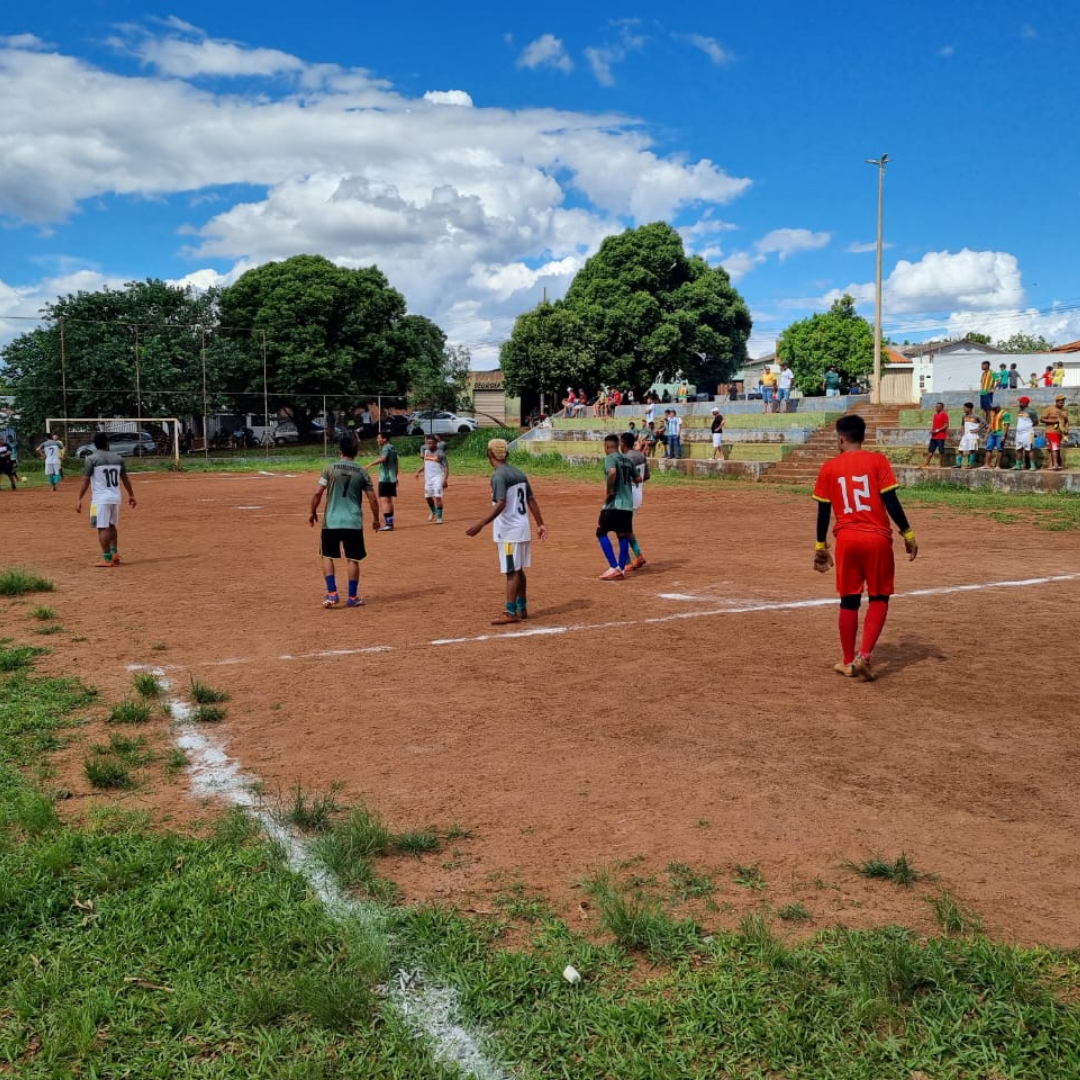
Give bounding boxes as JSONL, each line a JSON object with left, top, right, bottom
{"left": 131, "top": 668, "right": 510, "bottom": 1080}
{"left": 199, "top": 572, "right": 1080, "bottom": 669}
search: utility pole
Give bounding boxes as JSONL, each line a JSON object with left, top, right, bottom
{"left": 865, "top": 154, "right": 889, "bottom": 405}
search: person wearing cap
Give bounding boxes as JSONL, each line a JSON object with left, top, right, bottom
{"left": 1013, "top": 397, "right": 1039, "bottom": 471}
{"left": 922, "top": 402, "right": 950, "bottom": 467}
{"left": 981, "top": 404, "right": 1011, "bottom": 470}
{"left": 760, "top": 365, "right": 777, "bottom": 414}
{"left": 465, "top": 439, "right": 548, "bottom": 625}
{"left": 777, "top": 362, "right": 795, "bottom": 413}
{"left": 710, "top": 407, "right": 726, "bottom": 460}
{"left": 1039, "top": 396, "right": 1070, "bottom": 471}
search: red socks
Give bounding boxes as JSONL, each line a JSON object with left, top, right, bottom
{"left": 860, "top": 599, "right": 889, "bottom": 659}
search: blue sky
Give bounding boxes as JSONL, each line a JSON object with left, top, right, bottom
{"left": 2, "top": 1, "right": 1078, "bottom": 365}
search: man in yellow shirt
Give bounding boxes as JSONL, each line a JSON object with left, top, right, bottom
{"left": 760, "top": 365, "right": 778, "bottom": 414}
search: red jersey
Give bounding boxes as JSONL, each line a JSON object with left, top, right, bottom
{"left": 813, "top": 449, "right": 899, "bottom": 540}
{"left": 929, "top": 411, "right": 949, "bottom": 439}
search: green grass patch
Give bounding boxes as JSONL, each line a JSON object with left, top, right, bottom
{"left": 191, "top": 703, "right": 227, "bottom": 723}
{"left": 132, "top": 671, "right": 163, "bottom": 699}
{"left": 902, "top": 479, "right": 1080, "bottom": 531}
{"left": 83, "top": 754, "right": 136, "bottom": 789}
{"left": 280, "top": 782, "right": 341, "bottom": 833}
{"left": 393, "top": 828, "right": 441, "bottom": 856}
{"left": 930, "top": 891, "right": 985, "bottom": 936}
{"left": 777, "top": 902, "right": 813, "bottom": 923}
{"left": 732, "top": 862, "right": 768, "bottom": 891}
{"left": 107, "top": 699, "right": 153, "bottom": 725}
{"left": 0, "top": 568, "right": 54, "bottom": 596}
{"left": 849, "top": 852, "right": 925, "bottom": 887}
{"left": 30, "top": 605, "right": 58, "bottom": 621}
{"left": 666, "top": 860, "right": 716, "bottom": 901}
{"left": 188, "top": 677, "right": 230, "bottom": 705}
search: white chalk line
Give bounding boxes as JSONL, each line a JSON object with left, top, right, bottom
{"left": 128, "top": 667, "right": 510, "bottom": 1080}
{"left": 197, "top": 572, "right": 1080, "bottom": 669}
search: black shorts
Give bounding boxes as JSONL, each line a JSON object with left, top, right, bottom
{"left": 0, "top": 460, "right": 13, "bottom": 476}
{"left": 320, "top": 528, "right": 367, "bottom": 561}
{"left": 377, "top": 481, "right": 397, "bottom": 498}
{"left": 597, "top": 508, "right": 635, "bottom": 537}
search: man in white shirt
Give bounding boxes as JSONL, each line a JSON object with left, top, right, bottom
{"left": 777, "top": 362, "right": 796, "bottom": 413}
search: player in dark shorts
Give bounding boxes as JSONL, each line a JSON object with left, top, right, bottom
{"left": 597, "top": 433, "right": 638, "bottom": 581}
{"left": 368, "top": 432, "right": 399, "bottom": 531}
{"left": 310, "top": 436, "right": 381, "bottom": 608}
{"left": 0, "top": 440, "right": 17, "bottom": 489}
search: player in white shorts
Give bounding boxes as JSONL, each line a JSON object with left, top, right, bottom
{"left": 956, "top": 402, "right": 981, "bottom": 468}
{"left": 1012, "top": 396, "right": 1038, "bottom": 471}
{"left": 466, "top": 438, "right": 547, "bottom": 626}
{"left": 76, "top": 433, "right": 137, "bottom": 566}
{"left": 619, "top": 431, "right": 649, "bottom": 571}
{"left": 415, "top": 434, "right": 449, "bottom": 524}
{"left": 36, "top": 434, "right": 65, "bottom": 492}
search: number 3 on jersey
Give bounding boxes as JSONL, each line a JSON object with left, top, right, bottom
{"left": 515, "top": 487, "right": 527, "bottom": 515}
{"left": 836, "top": 474, "right": 870, "bottom": 514}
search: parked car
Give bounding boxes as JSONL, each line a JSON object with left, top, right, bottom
{"left": 408, "top": 410, "right": 478, "bottom": 436}
{"left": 270, "top": 421, "right": 300, "bottom": 445}
{"left": 75, "top": 431, "right": 157, "bottom": 458}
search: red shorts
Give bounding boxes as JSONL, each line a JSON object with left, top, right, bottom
{"left": 1045, "top": 430, "right": 1062, "bottom": 447}
{"left": 834, "top": 530, "right": 895, "bottom": 597}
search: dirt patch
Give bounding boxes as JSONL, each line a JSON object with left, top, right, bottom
{"left": 6, "top": 467, "right": 1080, "bottom": 946}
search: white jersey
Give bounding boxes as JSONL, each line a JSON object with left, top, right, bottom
{"left": 1015, "top": 410, "right": 1035, "bottom": 434}
{"left": 958, "top": 417, "right": 981, "bottom": 452}
{"left": 38, "top": 439, "right": 64, "bottom": 467}
{"left": 490, "top": 463, "right": 533, "bottom": 543}
{"left": 625, "top": 448, "right": 648, "bottom": 511}
{"left": 421, "top": 447, "right": 447, "bottom": 480}
{"left": 82, "top": 450, "right": 126, "bottom": 505}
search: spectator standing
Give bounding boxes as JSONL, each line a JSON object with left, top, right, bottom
{"left": 1008, "top": 363, "right": 1021, "bottom": 390}
{"left": 760, "top": 365, "right": 778, "bottom": 413}
{"left": 1039, "top": 395, "right": 1070, "bottom": 471}
{"left": 978, "top": 360, "right": 995, "bottom": 424}
{"left": 956, "top": 402, "right": 982, "bottom": 468}
{"left": 777, "top": 363, "right": 795, "bottom": 412}
{"left": 1042, "top": 366, "right": 1054, "bottom": 387}
{"left": 995, "top": 363, "right": 1010, "bottom": 391}
{"left": 664, "top": 409, "right": 683, "bottom": 459}
{"left": 1028, "top": 372, "right": 1039, "bottom": 389}
{"left": 922, "top": 403, "right": 949, "bottom": 467}
{"left": 1052, "top": 362, "right": 1066, "bottom": 387}
{"left": 982, "top": 405, "right": 1011, "bottom": 470}
{"left": 1012, "top": 396, "right": 1038, "bottom": 471}
{"left": 710, "top": 408, "right": 726, "bottom": 460}
{"left": 824, "top": 366, "right": 842, "bottom": 397}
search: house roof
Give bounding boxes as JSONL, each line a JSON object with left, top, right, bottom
{"left": 1050, "top": 340, "right": 1080, "bottom": 353}
{"left": 899, "top": 338, "right": 1003, "bottom": 358}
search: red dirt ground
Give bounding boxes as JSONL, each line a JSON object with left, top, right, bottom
{"left": 4, "top": 466, "right": 1080, "bottom": 947}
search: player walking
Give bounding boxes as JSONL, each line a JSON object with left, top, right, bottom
{"left": 812, "top": 415, "right": 918, "bottom": 682}
{"left": 0, "top": 441, "right": 16, "bottom": 490}
{"left": 76, "top": 433, "right": 137, "bottom": 566}
{"left": 597, "top": 433, "right": 638, "bottom": 580}
{"left": 619, "top": 431, "right": 648, "bottom": 571}
{"left": 36, "top": 433, "right": 65, "bottom": 492}
{"left": 368, "top": 433, "right": 399, "bottom": 531}
{"left": 415, "top": 434, "right": 449, "bottom": 524}
{"left": 310, "top": 436, "right": 381, "bottom": 608}
{"left": 465, "top": 438, "right": 547, "bottom": 626}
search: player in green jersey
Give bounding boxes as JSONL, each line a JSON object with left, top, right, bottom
{"left": 368, "top": 432, "right": 399, "bottom": 531}
{"left": 597, "top": 433, "right": 637, "bottom": 581}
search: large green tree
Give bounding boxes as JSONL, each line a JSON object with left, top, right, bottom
{"left": 777, "top": 295, "right": 875, "bottom": 394}
{"left": 501, "top": 222, "right": 751, "bottom": 400}
{"left": 216, "top": 254, "right": 443, "bottom": 427}
{"left": 996, "top": 332, "right": 1054, "bottom": 353}
{"left": 1, "top": 279, "right": 226, "bottom": 440}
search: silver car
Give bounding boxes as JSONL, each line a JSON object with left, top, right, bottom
{"left": 409, "top": 411, "right": 478, "bottom": 436}
{"left": 75, "top": 431, "right": 157, "bottom": 458}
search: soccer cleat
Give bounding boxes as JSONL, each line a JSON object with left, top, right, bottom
{"left": 851, "top": 656, "right": 875, "bottom": 682}
{"left": 833, "top": 661, "right": 856, "bottom": 678}
{"left": 377, "top": 525, "right": 394, "bottom": 532}
{"left": 491, "top": 611, "right": 521, "bottom": 625}
{"left": 322, "top": 593, "right": 340, "bottom": 609}
{"left": 110, "top": 554, "right": 121, "bottom": 566}
{"left": 516, "top": 608, "right": 528, "bottom": 621}
{"left": 345, "top": 596, "right": 364, "bottom": 608}
{"left": 434, "top": 518, "right": 443, "bottom": 525}
{"left": 427, "top": 511, "right": 435, "bottom": 521}
{"left": 631, "top": 556, "right": 647, "bottom": 571}
{"left": 599, "top": 567, "right": 625, "bottom": 581}
{"left": 94, "top": 559, "right": 115, "bottom": 568}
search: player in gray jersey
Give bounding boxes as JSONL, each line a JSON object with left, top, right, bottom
{"left": 76, "top": 433, "right": 137, "bottom": 566}
{"left": 36, "top": 434, "right": 65, "bottom": 492}
{"left": 466, "top": 438, "right": 547, "bottom": 625}
{"left": 619, "top": 431, "right": 649, "bottom": 571}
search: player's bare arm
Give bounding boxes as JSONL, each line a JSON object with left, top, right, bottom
{"left": 75, "top": 475, "right": 91, "bottom": 513}
{"left": 466, "top": 499, "right": 506, "bottom": 537}
{"left": 366, "top": 490, "right": 381, "bottom": 530}
{"left": 309, "top": 486, "right": 325, "bottom": 526}
{"left": 121, "top": 473, "right": 137, "bottom": 508}
{"left": 527, "top": 496, "right": 548, "bottom": 541}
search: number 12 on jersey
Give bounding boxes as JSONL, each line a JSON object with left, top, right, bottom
{"left": 836, "top": 474, "right": 871, "bottom": 514}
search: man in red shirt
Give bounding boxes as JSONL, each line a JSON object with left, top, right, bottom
{"left": 921, "top": 402, "right": 949, "bottom": 467}
{"left": 812, "top": 415, "right": 918, "bottom": 681}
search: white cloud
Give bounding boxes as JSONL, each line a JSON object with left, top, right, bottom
{"left": 584, "top": 20, "right": 646, "bottom": 86}
{"left": 939, "top": 44, "right": 955, "bottom": 57}
{"left": 517, "top": 34, "right": 573, "bottom": 74}
{"left": 721, "top": 252, "right": 765, "bottom": 282}
{"left": 755, "top": 227, "right": 831, "bottom": 261}
{"left": 0, "top": 24, "right": 755, "bottom": 362}
{"left": 680, "top": 34, "right": 733, "bottom": 64}
{"left": 423, "top": 90, "right": 473, "bottom": 107}
{"left": 945, "top": 304, "right": 1080, "bottom": 347}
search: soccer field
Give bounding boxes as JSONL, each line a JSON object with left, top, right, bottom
{"left": 7, "top": 466, "right": 1080, "bottom": 947}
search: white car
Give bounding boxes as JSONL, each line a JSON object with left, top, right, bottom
{"left": 409, "top": 411, "right": 478, "bottom": 436}
{"left": 75, "top": 431, "right": 157, "bottom": 458}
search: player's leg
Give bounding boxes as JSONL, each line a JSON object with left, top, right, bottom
{"left": 596, "top": 510, "right": 619, "bottom": 574}
{"left": 515, "top": 569, "right": 528, "bottom": 619}
{"left": 320, "top": 531, "right": 341, "bottom": 607}
{"left": 832, "top": 532, "right": 868, "bottom": 674}
{"left": 492, "top": 544, "right": 524, "bottom": 623}
{"left": 616, "top": 529, "right": 632, "bottom": 571}
{"left": 342, "top": 530, "right": 366, "bottom": 606}
{"left": 344, "top": 559, "right": 363, "bottom": 606}
{"left": 853, "top": 535, "right": 896, "bottom": 680}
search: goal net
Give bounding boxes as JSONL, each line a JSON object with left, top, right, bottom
{"left": 46, "top": 418, "right": 182, "bottom": 468}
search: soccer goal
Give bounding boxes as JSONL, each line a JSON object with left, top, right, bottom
{"left": 46, "top": 418, "right": 182, "bottom": 469}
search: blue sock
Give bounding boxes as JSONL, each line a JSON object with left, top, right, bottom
{"left": 515, "top": 596, "right": 526, "bottom": 612}
{"left": 348, "top": 579, "right": 358, "bottom": 598}
{"left": 618, "top": 537, "right": 630, "bottom": 569}
{"left": 506, "top": 601, "right": 516, "bottom": 615}
{"left": 598, "top": 536, "right": 617, "bottom": 567}
{"left": 386, "top": 514, "right": 394, "bottom": 527}
{"left": 325, "top": 575, "right": 337, "bottom": 594}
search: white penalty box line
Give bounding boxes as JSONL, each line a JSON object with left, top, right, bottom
{"left": 198, "top": 572, "right": 1080, "bottom": 669}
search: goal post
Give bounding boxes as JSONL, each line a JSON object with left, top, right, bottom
{"left": 46, "top": 418, "right": 182, "bottom": 469}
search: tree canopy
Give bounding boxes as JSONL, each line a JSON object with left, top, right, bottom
{"left": 1, "top": 279, "right": 224, "bottom": 439}
{"left": 500, "top": 222, "right": 751, "bottom": 400}
{"left": 996, "top": 332, "right": 1055, "bottom": 354}
{"left": 777, "top": 295, "right": 875, "bottom": 393}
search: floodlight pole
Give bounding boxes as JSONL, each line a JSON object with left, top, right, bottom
{"left": 865, "top": 154, "right": 889, "bottom": 405}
